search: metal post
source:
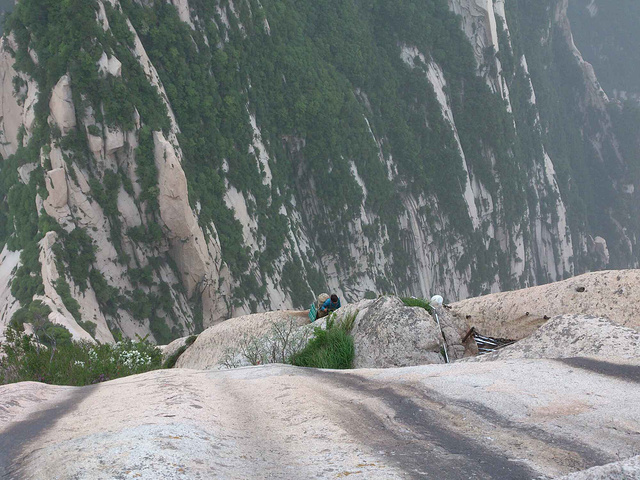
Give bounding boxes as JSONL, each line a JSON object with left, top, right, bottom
{"left": 434, "top": 311, "right": 450, "bottom": 364}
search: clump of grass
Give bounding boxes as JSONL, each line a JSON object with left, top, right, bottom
{"left": 0, "top": 326, "right": 162, "bottom": 386}
{"left": 401, "top": 297, "right": 433, "bottom": 314}
{"left": 289, "top": 315, "right": 355, "bottom": 369}
{"left": 163, "top": 335, "right": 198, "bottom": 369}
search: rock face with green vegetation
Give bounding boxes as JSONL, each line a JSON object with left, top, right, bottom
{"left": 0, "top": 0, "right": 638, "bottom": 344}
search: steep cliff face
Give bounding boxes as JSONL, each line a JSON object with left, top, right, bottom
{"left": 568, "top": 0, "right": 640, "bottom": 103}
{"left": 0, "top": 0, "right": 637, "bottom": 343}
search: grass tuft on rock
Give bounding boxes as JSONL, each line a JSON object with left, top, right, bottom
{"left": 401, "top": 297, "right": 433, "bottom": 314}
{"left": 290, "top": 316, "right": 355, "bottom": 369}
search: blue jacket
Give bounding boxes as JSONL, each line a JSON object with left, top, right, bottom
{"left": 322, "top": 298, "right": 341, "bottom": 311}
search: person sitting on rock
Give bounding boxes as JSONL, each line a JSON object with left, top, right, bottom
{"left": 317, "top": 294, "right": 341, "bottom": 319}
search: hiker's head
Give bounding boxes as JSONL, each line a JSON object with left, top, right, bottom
{"left": 331, "top": 294, "right": 339, "bottom": 303}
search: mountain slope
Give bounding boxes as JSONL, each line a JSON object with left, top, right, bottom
{"left": 0, "top": 0, "right": 638, "bottom": 342}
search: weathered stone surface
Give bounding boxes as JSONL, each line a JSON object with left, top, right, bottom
{"left": 176, "top": 310, "right": 310, "bottom": 369}
{"left": 154, "top": 131, "right": 230, "bottom": 325}
{"left": 48, "top": 145, "right": 65, "bottom": 170}
{"left": 449, "top": 270, "right": 640, "bottom": 341}
{"left": 159, "top": 336, "right": 191, "bottom": 363}
{"left": 0, "top": 247, "right": 21, "bottom": 341}
{"left": 49, "top": 75, "right": 76, "bottom": 135}
{"left": 170, "top": 0, "right": 195, "bottom": 28}
{"left": 431, "top": 306, "right": 466, "bottom": 361}
{"left": 97, "top": 52, "right": 122, "bottom": 77}
{"left": 467, "top": 314, "right": 640, "bottom": 362}
{"left": 21, "top": 79, "right": 38, "bottom": 142}
{"left": 0, "top": 37, "right": 26, "bottom": 158}
{"left": 44, "top": 168, "right": 68, "bottom": 209}
{"left": 593, "top": 236, "right": 610, "bottom": 265}
{"left": 2, "top": 358, "right": 639, "bottom": 479}
{"left": 350, "top": 296, "right": 444, "bottom": 368}
{"left": 83, "top": 106, "right": 104, "bottom": 156}
{"left": 96, "top": 0, "right": 110, "bottom": 31}
{"left": 104, "top": 125, "right": 124, "bottom": 155}
{"left": 555, "top": 456, "right": 640, "bottom": 480}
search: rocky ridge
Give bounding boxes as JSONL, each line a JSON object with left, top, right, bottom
{"left": 449, "top": 269, "right": 640, "bottom": 340}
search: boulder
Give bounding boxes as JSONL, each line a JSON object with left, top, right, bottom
{"left": 593, "top": 236, "right": 610, "bottom": 265}
{"left": 350, "top": 296, "right": 444, "bottom": 368}
{"left": 43, "top": 168, "right": 71, "bottom": 222}
{"left": 97, "top": 52, "right": 122, "bottom": 77}
{"left": 467, "top": 314, "right": 640, "bottom": 362}
{"left": 160, "top": 336, "right": 191, "bottom": 364}
{"left": 104, "top": 125, "right": 124, "bottom": 156}
{"left": 449, "top": 270, "right": 640, "bottom": 340}
{"left": 48, "top": 145, "right": 66, "bottom": 170}
{"left": 432, "top": 305, "right": 466, "bottom": 360}
{"left": 44, "top": 168, "right": 68, "bottom": 209}
{"left": 49, "top": 75, "right": 76, "bottom": 135}
{"left": 176, "top": 310, "right": 310, "bottom": 370}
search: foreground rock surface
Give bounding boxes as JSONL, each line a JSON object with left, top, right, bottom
{"left": 1, "top": 359, "right": 639, "bottom": 479}
{"left": 450, "top": 270, "right": 640, "bottom": 340}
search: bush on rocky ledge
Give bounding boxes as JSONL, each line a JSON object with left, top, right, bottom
{"left": 0, "top": 326, "right": 162, "bottom": 386}
{"left": 290, "top": 319, "right": 354, "bottom": 369}
{"left": 289, "top": 314, "right": 356, "bottom": 370}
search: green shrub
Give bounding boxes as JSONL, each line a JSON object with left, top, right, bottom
{"left": 290, "top": 317, "right": 354, "bottom": 369}
{"left": 87, "top": 124, "right": 101, "bottom": 136}
{"left": 54, "top": 277, "right": 82, "bottom": 322}
{"left": 401, "top": 297, "right": 433, "bottom": 315}
{"left": 0, "top": 327, "right": 162, "bottom": 386}
{"left": 89, "top": 269, "right": 120, "bottom": 316}
{"left": 11, "top": 241, "right": 44, "bottom": 305}
{"left": 149, "top": 314, "right": 172, "bottom": 344}
{"left": 78, "top": 320, "right": 97, "bottom": 338}
{"left": 10, "top": 300, "right": 51, "bottom": 330}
